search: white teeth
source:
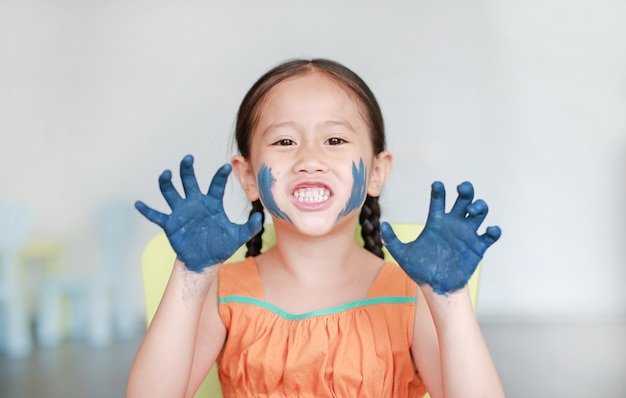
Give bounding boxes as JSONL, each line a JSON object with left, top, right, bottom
{"left": 293, "top": 188, "right": 331, "bottom": 203}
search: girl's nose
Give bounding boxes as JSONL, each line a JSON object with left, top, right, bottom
{"left": 293, "top": 144, "right": 328, "bottom": 174}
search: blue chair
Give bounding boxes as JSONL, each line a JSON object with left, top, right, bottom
{"left": 35, "top": 202, "right": 137, "bottom": 348}
{"left": 0, "top": 204, "right": 33, "bottom": 357}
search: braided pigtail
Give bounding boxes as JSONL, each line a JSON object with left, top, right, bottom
{"left": 246, "top": 200, "right": 265, "bottom": 257}
{"left": 359, "top": 194, "right": 384, "bottom": 259}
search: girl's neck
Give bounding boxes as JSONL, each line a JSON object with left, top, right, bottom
{"left": 255, "top": 217, "right": 385, "bottom": 314}
{"left": 261, "top": 217, "right": 371, "bottom": 285}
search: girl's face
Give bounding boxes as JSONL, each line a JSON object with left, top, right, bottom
{"left": 233, "top": 72, "right": 391, "bottom": 236}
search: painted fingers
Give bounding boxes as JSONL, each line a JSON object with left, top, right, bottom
{"left": 382, "top": 180, "right": 501, "bottom": 295}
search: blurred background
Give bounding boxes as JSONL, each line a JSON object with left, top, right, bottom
{"left": 1, "top": 1, "right": 624, "bottom": 397}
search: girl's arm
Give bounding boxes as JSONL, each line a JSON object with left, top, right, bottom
{"left": 127, "top": 156, "right": 262, "bottom": 397}
{"left": 127, "top": 261, "right": 223, "bottom": 397}
{"left": 382, "top": 181, "right": 504, "bottom": 397}
{"left": 185, "top": 268, "right": 227, "bottom": 396}
{"left": 412, "top": 285, "right": 504, "bottom": 398}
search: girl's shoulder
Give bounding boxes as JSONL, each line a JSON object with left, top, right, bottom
{"left": 367, "top": 261, "right": 417, "bottom": 298}
{"left": 219, "top": 256, "right": 263, "bottom": 299}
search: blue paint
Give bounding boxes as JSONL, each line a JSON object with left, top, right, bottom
{"left": 258, "top": 163, "right": 292, "bottom": 223}
{"left": 380, "top": 181, "right": 502, "bottom": 295}
{"left": 135, "top": 156, "right": 262, "bottom": 272}
{"left": 337, "top": 158, "right": 367, "bottom": 220}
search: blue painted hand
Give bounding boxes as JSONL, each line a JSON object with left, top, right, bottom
{"left": 135, "top": 155, "right": 263, "bottom": 272}
{"left": 380, "top": 181, "right": 501, "bottom": 295}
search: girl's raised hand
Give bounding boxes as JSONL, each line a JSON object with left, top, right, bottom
{"left": 135, "top": 155, "right": 262, "bottom": 272}
{"left": 380, "top": 181, "right": 501, "bottom": 295}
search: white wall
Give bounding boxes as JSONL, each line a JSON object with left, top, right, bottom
{"left": 1, "top": 0, "right": 625, "bottom": 321}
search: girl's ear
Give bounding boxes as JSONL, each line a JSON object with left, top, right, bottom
{"left": 232, "top": 155, "right": 260, "bottom": 202}
{"left": 367, "top": 150, "right": 393, "bottom": 197}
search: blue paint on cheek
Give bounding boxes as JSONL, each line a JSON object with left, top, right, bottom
{"left": 337, "top": 158, "right": 367, "bottom": 220}
{"left": 258, "top": 164, "right": 292, "bottom": 223}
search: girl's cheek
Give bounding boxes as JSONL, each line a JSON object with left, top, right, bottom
{"left": 336, "top": 158, "right": 367, "bottom": 221}
{"left": 257, "top": 163, "right": 292, "bottom": 223}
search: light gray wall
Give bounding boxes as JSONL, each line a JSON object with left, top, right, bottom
{"left": 1, "top": 1, "right": 625, "bottom": 321}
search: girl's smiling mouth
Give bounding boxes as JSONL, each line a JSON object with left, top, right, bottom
{"left": 292, "top": 185, "right": 332, "bottom": 203}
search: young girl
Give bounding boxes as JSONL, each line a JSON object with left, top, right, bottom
{"left": 127, "top": 59, "right": 505, "bottom": 398}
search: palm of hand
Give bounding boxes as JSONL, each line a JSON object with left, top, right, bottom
{"left": 136, "top": 155, "right": 262, "bottom": 272}
{"left": 381, "top": 181, "right": 501, "bottom": 295}
{"left": 161, "top": 190, "right": 244, "bottom": 272}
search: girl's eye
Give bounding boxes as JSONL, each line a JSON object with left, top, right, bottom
{"left": 273, "top": 138, "right": 296, "bottom": 146}
{"left": 325, "top": 137, "right": 346, "bottom": 146}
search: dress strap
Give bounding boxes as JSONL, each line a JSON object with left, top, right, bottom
{"left": 367, "top": 262, "right": 417, "bottom": 298}
{"left": 218, "top": 257, "right": 264, "bottom": 299}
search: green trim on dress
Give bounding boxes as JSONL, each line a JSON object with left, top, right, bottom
{"left": 219, "top": 295, "right": 415, "bottom": 321}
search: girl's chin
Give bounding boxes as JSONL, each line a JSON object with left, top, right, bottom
{"left": 272, "top": 211, "right": 358, "bottom": 237}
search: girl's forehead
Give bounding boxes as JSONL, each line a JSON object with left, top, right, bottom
{"left": 258, "top": 72, "right": 367, "bottom": 122}
{"left": 267, "top": 72, "right": 351, "bottom": 100}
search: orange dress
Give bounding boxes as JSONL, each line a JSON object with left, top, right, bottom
{"left": 217, "top": 257, "right": 427, "bottom": 398}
